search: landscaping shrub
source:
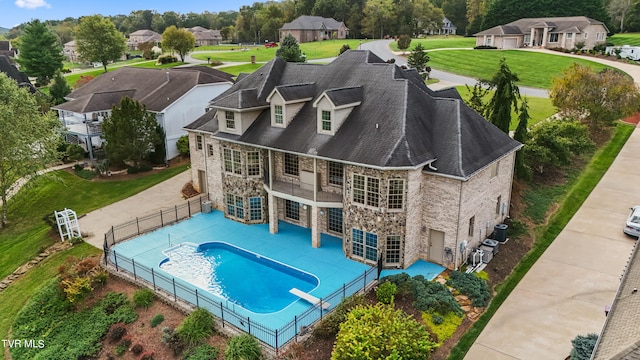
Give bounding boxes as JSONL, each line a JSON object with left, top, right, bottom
{"left": 66, "top": 144, "right": 86, "bottom": 163}
{"left": 127, "top": 163, "right": 153, "bottom": 174}
{"left": 11, "top": 280, "right": 138, "bottom": 360}
{"left": 115, "top": 344, "right": 128, "bottom": 356}
{"left": 474, "top": 45, "right": 497, "bottom": 49}
{"left": 157, "top": 54, "right": 178, "bottom": 64}
{"left": 376, "top": 281, "right": 397, "bottom": 304}
{"left": 120, "top": 335, "right": 133, "bottom": 347}
{"left": 313, "top": 294, "right": 366, "bottom": 339}
{"left": 338, "top": 44, "right": 351, "bottom": 55}
{"left": 162, "top": 327, "right": 185, "bottom": 355}
{"left": 131, "top": 343, "right": 144, "bottom": 355}
{"left": 176, "top": 308, "right": 216, "bottom": 348}
{"left": 176, "top": 135, "right": 190, "bottom": 156}
{"left": 151, "top": 314, "right": 165, "bottom": 328}
{"left": 332, "top": 303, "right": 436, "bottom": 360}
{"left": 384, "top": 273, "right": 463, "bottom": 316}
{"left": 422, "top": 311, "right": 464, "bottom": 345}
{"left": 133, "top": 288, "right": 155, "bottom": 309}
{"left": 107, "top": 323, "right": 127, "bottom": 342}
{"left": 182, "top": 344, "right": 219, "bottom": 360}
{"left": 225, "top": 334, "right": 262, "bottom": 360}
{"left": 140, "top": 350, "right": 155, "bottom": 360}
{"left": 570, "top": 333, "right": 598, "bottom": 360}
{"left": 446, "top": 271, "right": 491, "bottom": 307}
{"left": 61, "top": 276, "right": 93, "bottom": 303}
{"left": 474, "top": 270, "right": 489, "bottom": 282}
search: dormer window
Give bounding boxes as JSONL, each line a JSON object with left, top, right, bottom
{"left": 274, "top": 105, "right": 284, "bottom": 125}
{"left": 321, "top": 110, "right": 332, "bottom": 132}
{"left": 225, "top": 111, "right": 236, "bottom": 130}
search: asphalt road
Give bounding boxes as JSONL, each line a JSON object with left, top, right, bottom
{"left": 359, "top": 39, "right": 549, "bottom": 98}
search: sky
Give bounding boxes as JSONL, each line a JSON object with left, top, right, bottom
{"left": 0, "top": 0, "right": 258, "bottom": 29}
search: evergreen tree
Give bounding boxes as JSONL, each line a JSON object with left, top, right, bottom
{"left": 407, "top": 43, "right": 431, "bottom": 79}
{"left": 16, "top": 20, "right": 65, "bottom": 86}
{"left": 75, "top": 15, "right": 127, "bottom": 73}
{"left": 49, "top": 71, "right": 71, "bottom": 105}
{"left": 102, "top": 97, "right": 161, "bottom": 167}
{"left": 513, "top": 97, "right": 530, "bottom": 180}
{"left": 275, "top": 34, "right": 305, "bottom": 62}
{"left": 397, "top": 35, "right": 412, "bottom": 53}
{"left": 485, "top": 58, "right": 520, "bottom": 134}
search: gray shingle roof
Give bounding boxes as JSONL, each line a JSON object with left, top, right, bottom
{"left": 54, "top": 67, "right": 232, "bottom": 113}
{"left": 475, "top": 16, "right": 608, "bottom": 36}
{"left": 324, "top": 86, "right": 363, "bottom": 106}
{"left": 0, "top": 55, "right": 36, "bottom": 93}
{"left": 592, "top": 242, "right": 640, "bottom": 360}
{"left": 184, "top": 109, "right": 219, "bottom": 133}
{"left": 196, "top": 50, "right": 520, "bottom": 177}
{"left": 281, "top": 16, "right": 348, "bottom": 31}
{"left": 273, "top": 83, "right": 316, "bottom": 101}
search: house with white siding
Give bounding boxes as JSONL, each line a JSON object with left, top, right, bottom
{"left": 184, "top": 50, "right": 522, "bottom": 269}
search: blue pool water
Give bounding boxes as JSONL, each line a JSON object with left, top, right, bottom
{"left": 159, "top": 242, "right": 319, "bottom": 313}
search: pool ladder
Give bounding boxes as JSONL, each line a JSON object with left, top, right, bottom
{"left": 168, "top": 233, "right": 177, "bottom": 247}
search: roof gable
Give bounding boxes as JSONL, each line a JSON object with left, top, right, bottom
{"left": 475, "top": 16, "right": 608, "bottom": 36}
{"left": 194, "top": 50, "right": 520, "bottom": 176}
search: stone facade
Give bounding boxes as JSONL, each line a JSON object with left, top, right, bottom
{"left": 188, "top": 133, "right": 517, "bottom": 270}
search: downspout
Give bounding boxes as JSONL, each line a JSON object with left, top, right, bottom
{"left": 454, "top": 180, "right": 463, "bottom": 270}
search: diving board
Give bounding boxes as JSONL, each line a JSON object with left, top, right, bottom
{"left": 289, "top": 288, "right": 330, "bottom": 309}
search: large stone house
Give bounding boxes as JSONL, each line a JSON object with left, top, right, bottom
{"left": 184, "top": 50, "right": 521, "bottom": 270}
{"left": 475, "top": 16, "right": 608, "bottom": 50}
{"left": 127, "top": 29, "right": 162, "bottom": 50}
{"left": 188, "top": 26, "right": 223, "bottom": 46}
{"left": 53, "top": 66, "right": 233, "bottom": 161}
{"left": 280, "top": 16, "right": 349, "bottom": 43}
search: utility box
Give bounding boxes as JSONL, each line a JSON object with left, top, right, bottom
{"left": 482, "top": 238, "right": 499, "bottom": 255}
{"left": 202, "top": 200, "right": 212, "bottom": 214}
{"left": 494, "top": 224, "right": 508, "bottom": 243}
{"left": 480, "top": 245, "right": 494, "bottom": 263}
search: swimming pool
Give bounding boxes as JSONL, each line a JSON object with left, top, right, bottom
{"left": 159, "top": 242, "right": 319, "bottom": 314}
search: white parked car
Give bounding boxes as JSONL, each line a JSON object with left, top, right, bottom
{"left": 624, "top": 206, "right": 640, "bottom": 237}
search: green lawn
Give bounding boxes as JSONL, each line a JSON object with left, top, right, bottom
{"left": 218, "top": 63, "right": 264, "bottom": 76}
{"left": 192, "top": 39, "right": 367, "bottom": 63}
{"left": 389, "top": 35, "right": 476, "bottom": 51}
{"left": 0, "top": 165, "right": 188, "bottom": 281}
{"left": 427, "top": 50, "right": 611, "bottom": 88}
{"left": 608, "top": 33, "right": 640, "bottom": 46}
{"left": 455, "top": 86, "right": 556, "bottom": 130}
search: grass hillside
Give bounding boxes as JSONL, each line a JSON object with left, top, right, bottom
{"left": 608, "top": 33, "right": 640, "bottom": 46}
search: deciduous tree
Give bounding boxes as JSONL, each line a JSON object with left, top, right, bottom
{"left": 397, "top": 35, "right": 412, "bottom": 53}
{"left": 161, "top": 25, "right": 196, "bottom": 62}
{"left": 0, "top": 73, "right": 63, "bottom": 228}
{"left": 16, "top": 20, "right": 65, "bottom": 85}
{"left": 75, "top": 15, "right": 127, "bottom": 73}
{"left": 275, "top": 34, "right": 305, "bottom": 62}
{"left": 550, "top": 64, "right": 640, "bottom": 132}
{"left": 102, "top": 97, "right": 161, "bottom": 168}
{"left": 362, "top": 0, "right": 395, "bottom": 39}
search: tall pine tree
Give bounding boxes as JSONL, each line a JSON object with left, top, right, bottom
{"left": 485, "top": 58, "right": 520, "bottom": 134}
{"left": 513, "top": 98, "right": 530, "bottom": 179}
{"left": 16, "top": 20, "right": 65, "bottom": 86}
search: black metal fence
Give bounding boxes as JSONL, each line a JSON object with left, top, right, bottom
{"left": 103, "top": 195, "right": 209, "bottom": 248}
{"left": 107, "top": 249, "right": 378, "bottom": 351}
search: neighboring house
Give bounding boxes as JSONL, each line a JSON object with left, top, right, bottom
{"left": 188, "top": 26, "right": 222, "bottom": 46}
{"left": 0, "top": 55, "right": 37, "bottom": 93}
{"left": 63, "top": 40, "right": 78, "bottom": 62}
{"left": 127, "top": 29, "right": 162, "bottom": 50}
{"left": 0, "top": 40, "right": 16, "bottom": 58}
{"left": 427, "top": 17, "right": 457, "bottom": 35}
{"left": 53, "top": 66, "right": 233, "bottom": 161}
{"left": 280, "top": 16, "right": 349, "bottom": 43}
{"left": 591, "top": 242, "right": 640, "bottom": 359}
{"left": 475, "top": 16, "right": 608, "bottom": 50}
{"left": 184, "top": 50, "right": 522, "bottom": 270}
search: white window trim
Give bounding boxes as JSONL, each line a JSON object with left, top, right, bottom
{"left": 247, "top": 151, "right": 261, "bottom": 178}
{"left": 351, "top": 228, "right": 378, "bottom": 262}
{"left": 387, "top": 179, "right": 405, "bottom": 212}
{"left": 352, "top": 174, "right": 381, "bottom": 209}
{"left": 318, "top": 108, "right": 333, "bottom": 134}
{"left": 385, "top": 235, "right": 402, "bottom": 265}
{"left": 549, "top": 33, "right": 559, "bottom": 43}
{"left": 223, "top": 148, "right": 242, "bottom": 175}
{"left": 196, "top": 135, "right": 203, "bottom": 150}
{"left": 225, "top": 111, "right": 236, "bottom": 130}
{"left": 272, "top": 104, "right": 285, "bottom": 127}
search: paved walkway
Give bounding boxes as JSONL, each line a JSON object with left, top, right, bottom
{"left": 465, "top": 50, "right": 640, "bottom": 359}
{"left": 79, "top": 171, "right": 191, "bottom": 248}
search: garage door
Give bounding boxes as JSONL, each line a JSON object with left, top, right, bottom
{"left": 503, "top": 38, "right": 518, "bottom": 49}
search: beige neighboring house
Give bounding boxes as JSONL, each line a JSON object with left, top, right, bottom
{"left": 63, "top": 40, "right": 78, "bottom": 62}
{"left": 184, "top": 50, "right": 522, "bottom": 270}
{"left": 127, "top": 29, "right": 162, "bottom": 50}
{"left": 475, "top": 16, "right": 608, "bottom": 50}
{"left": 187, "top": 26, "right": 222, "bottom": 46}
{"left": 280, "top": 16, "right": 349, "bottom": 43}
